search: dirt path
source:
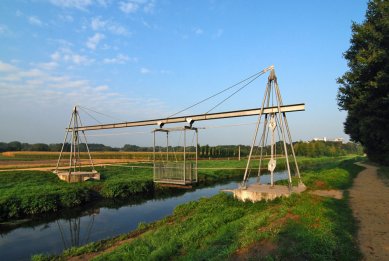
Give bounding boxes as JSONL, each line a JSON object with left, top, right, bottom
{"left": 349, "top": 163, "right": 389, "bottom": 261}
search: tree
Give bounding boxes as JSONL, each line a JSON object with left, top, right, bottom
{"left": 7, "top": 141, "right": 22, "bottom": 151}
{"left": 31, "top": 143, "right": 50, "bottom": 151}
{"left": 337, "top": 0, "right": 389, "bottom": 165}
{"left": 0, "top": 142, "right": 8, "bottom": 152}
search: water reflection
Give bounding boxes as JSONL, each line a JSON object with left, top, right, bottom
{"left": 56, "top": 209, "right": 99, "bottom": 249}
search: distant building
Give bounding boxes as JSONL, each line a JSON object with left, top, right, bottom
{"left": 311, "top": 137, "right": 345, "bottom": 143}
{"left": 313, "top": 137, "right": 327, "bottom": 142}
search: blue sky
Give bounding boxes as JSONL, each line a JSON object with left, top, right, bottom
{"left": 0, "top": 0, "right": 367, "bottom": 147}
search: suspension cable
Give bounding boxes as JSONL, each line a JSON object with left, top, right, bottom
{"left": 78, "top": 106, "right": 103, "bottom": 125}
{"left": 166, "top": 66, "right": 273, "bottom": 118}
{"left": 205, "top": 73, "right": 262, "bottom": 114}
{"left": 78, "top": 105, "right": 125, "bottom": 123}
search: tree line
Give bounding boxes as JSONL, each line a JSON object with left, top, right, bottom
{"left": 0, "top": 140, "right": 363, "bottom": 158}
{"left": 337, "top": 0, "right": 388, "bottom": 165}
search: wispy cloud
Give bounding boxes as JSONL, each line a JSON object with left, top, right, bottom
{"left": 0, "top": 60, "right": 18, "bottom": 72}
{"left": 91, "top": 17, "right": 106, "bottom": 30}
{"left": 95, "top": 85, "right": 109, "bottom": 91}
{"left": 140, "top": 67, "right": 151, "bottom": 74}
{"left": 0, "top": 60, "right": 167, "bottom": 121}
{"left": 194, "top": 27, "right": 203, "bottom": 35}
{"left": 119, "top": 0, "right": 155, "bottom": 14}
{"left": 37, "top": 62, "right": 58, "bottom": 70}
{"left": 28, "top": 16, "right": 43, "bottom": 26}
{"left": 119, "top": 1, "right": 139, "bottom": 13}
{"left": 86, "top": 33, "right": 105, "bottom": 50}
{"left": 103, "top": 54, "right": 137, "bottom": 64}
{"left": 58, "top": 14, "right": 74, "bottom": 22}
{"left": 50, "top": 48, "right": 93, "bottom": 65}
{"left": 50, "top": 0, "right": 93, "bottom": 10}
{"left": 91, "top": 17, "right": 129, "bottom": 35}
{"left": 143, "top": 0, "right": 155, "bottom": 13}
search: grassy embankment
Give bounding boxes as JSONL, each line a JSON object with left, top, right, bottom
{"left": 33, "top": 156, "right": 364, "bottom": 261}
{"left": 0, "top": 155, "right": 356, "bottom": 222}
{"left": 357, "top": 158, "right": 389, "bottom": 187}
{"left": 0, "top": 164, "right": 153, "bottom": 222}
{"left": 377, "top": 165, "right": 389, "bottom": 186}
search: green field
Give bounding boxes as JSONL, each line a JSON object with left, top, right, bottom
{"left": 0, "top": 156, "right": 357, "bottom": 222}
{"left": 33, "top": 157, "right": 363, "bottom": 260}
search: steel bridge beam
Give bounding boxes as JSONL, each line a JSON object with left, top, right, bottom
{"left": 70, "top": 103, "right": 305, "bottom": 131}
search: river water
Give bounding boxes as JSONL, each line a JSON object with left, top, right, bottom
{"left": 0, "top": 172, "right": 288, "bottom": 260}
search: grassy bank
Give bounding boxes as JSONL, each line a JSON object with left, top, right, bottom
{"left": 0, "top": 164, "right": 154, "bottom": 221}
{"left": 0, "top": 156, "right": 357, "bottom": 222}
{"left": 377, "top": 166, "right": 389, "bottom": 186}
{"left": 33, "top": 157, "right": 363, "bottom": 260}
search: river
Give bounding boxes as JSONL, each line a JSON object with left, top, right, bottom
{"left": 0, "top": 172, "right": 288, "bottom": 260}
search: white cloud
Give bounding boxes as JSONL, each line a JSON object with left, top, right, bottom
{"left": 143, "top": 0, "right": 155, "bottom": 13}
{"left": 51, "top": 51, "right": 62, "bottom": 61}
{"left": 0, "top": 60, "right": 18, "bottom": 72}
{"left": 103, "top": 54, "right": 136, "bottom": 64}
{"left": 59, "top": 14, "right": 74, "bottom": 22}
{"left": 194, "top": 28, "right": 203, "bottom": 35}
{"left": 49, "top": 79, "right": 90, "bottom": 89}
{"left": 119, "top": 0, "right": 155, "bottom": 14}
{"left": 91, "top": 17, "right": 106, "bottom": 30}
{"left": 50, "top": 0, "right": 93, "bottom": 10}
{"left": 91, "top": 17, "right": 129, "bottom": 36}
{"left": 0, "top": 60, "right": 167, "bottom": 123}
{"left": 140, "top": 67, "right": 150, "bottom": 74}
{"left": 119, "top": 1, "right": 139, "bottom": 13}
{"left": 95, "top": 85, "right": 109, "bottom": 91}
{"left": 37, "top": 62, "right": 58, "bottom": 70}
{"left": 28, "top": 16, "right": 43, "bottom": 26}
{"left": 96, "top": 0, "right": 109, "bottom": 7}
{"left": 86, "top": 33, "right": 105, "bottom": 50}
{"left": 70, "top": 54, "right": 90, "bottom": 65}
{"left": 108, "top": 24, "right": 128, "bottom": 35}
{"left": 50, "top": 48, "right": 93, "bottom": 65}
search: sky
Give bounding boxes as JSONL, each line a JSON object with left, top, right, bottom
{"left": 0, "top": 0, "right": 368, "bottom": 147}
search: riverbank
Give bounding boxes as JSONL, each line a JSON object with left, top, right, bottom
{"left": 33, "top": 157, "right": 363, "bottom": 260}
{"left": 0, "top": 156, "right": 354, "bottom": 222}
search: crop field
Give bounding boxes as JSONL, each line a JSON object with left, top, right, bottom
{"left": 0, "top": 151, "right": 189, "bottom": 170}
{"left": 0, "top": 151, "right": 353, "bottom": 171}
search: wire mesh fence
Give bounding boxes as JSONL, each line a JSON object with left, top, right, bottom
{"left": 153, "top": 162, "right": 197, "bottom": 185}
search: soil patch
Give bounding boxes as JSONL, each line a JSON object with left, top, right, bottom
{"left": 309, "top": 189, "right": 343, "bottom": 199}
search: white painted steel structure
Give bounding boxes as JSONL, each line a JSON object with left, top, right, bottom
{"left": 56, "top": 66, "right": 305, "bottom": 186}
